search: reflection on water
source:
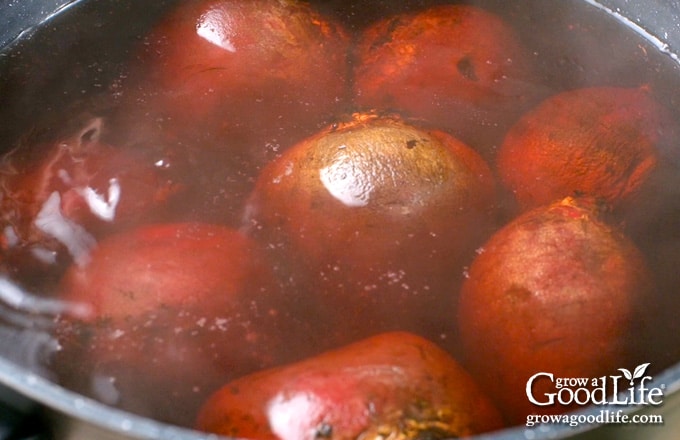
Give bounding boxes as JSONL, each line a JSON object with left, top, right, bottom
{"left": 0, "top": 277, "right": 90, "bottom": 379}
{"left": 34, "top": 192, "right": 97, "bottom": 267}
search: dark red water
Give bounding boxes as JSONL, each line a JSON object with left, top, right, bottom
{"left": 1, "top": 0, "right": 680, "bottom": 431}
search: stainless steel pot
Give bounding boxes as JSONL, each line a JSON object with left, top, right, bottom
{"left": 1, "top": 1, "right": 680, "bottom": 439}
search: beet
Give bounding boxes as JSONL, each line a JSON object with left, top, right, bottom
{"left": 114, "top": 0, "right": 350, "bottom": 164}
{"left": 54, "top": 222, "right": 305, "bottom": 426}
{"left": 196, "top": 331, "right": 504, "bottom": 439}
{"left": 353, "top": 4, "right": 542, "bottom": 156}
{"left": 457, "top": 197, "right": 655, "bottom": 423}
{"left": 243, "top": 113, "right": 497, "bottom": 347}
{"left": 0, "top": 118, "right": 186, "bottom": 289}
{"left": 497, "top": 86, "right": 676, "bottom": 212}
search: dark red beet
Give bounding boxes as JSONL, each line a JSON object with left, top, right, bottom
{"left": 457, "top": 197, "right": 655, "bottom": 423}
{"left": 497, "top": 86, "right": 676, "bottom": 212}
{"left": 196, "top": 331, "right": 504, "bottom": 439}
{"left": 54, "top": 222, "right": 305, "bottom": 427}
{"left": 353, "top": 4, "right": 541, "bottom": 156}
{"left": 0, "top": 118, "right": 186, "bottom": 287}
{"left": 243, "top": 113, "right": 497, "bottom": 347}
{"left": 115, "top": 0, "right": 350, "bottom": 165}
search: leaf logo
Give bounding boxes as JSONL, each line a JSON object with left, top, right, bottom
{"left": 619, "top": 363, "right": 651, "bottom": 386}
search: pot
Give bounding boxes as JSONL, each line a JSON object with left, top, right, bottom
{"left": 1, "top": 1, "right": 680, "bottom": 439}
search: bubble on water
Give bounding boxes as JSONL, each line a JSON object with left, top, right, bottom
{"left": 109, "top": 329, "right": 125, "bottom": 339}
{"left": 382, "top": 269, "right": 406, "bottom": 285}
{"left": 272, "top": 161, "right": 294, "bottom": 184}
{"left": 214, "top": 318, "right": 230, "bottom": 331}
{"left": 265, "top": 141, "right": 281, "bottom": 153}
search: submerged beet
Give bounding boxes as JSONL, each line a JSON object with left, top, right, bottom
{"left": 54, "top": 222, "right": 304, "bottom": 426}
{"left": 243, "top": 113, "right": 497, "bottom": 347}
{"left": 353, "top": 4, "right": 542, "bottom": 156}
{"left": 196, "top": 331, "right": 504, "bottom": 439}
{"left": 497, "top": 86, "right": 676, "bottom": 212}
{"left": 0, "top": 118, "right": 186, "bottom": 289}
{"left": 457, "top": 197, "right": 655, "bottom": 423}
{"left": 114, "top": 0, "right": 350, "bottom": 164}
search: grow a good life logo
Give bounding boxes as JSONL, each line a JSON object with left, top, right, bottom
{"left": 526, "top": 363, "right": 664, "bottom": 407}
{"left": 525, "top": 363, "right": 666, "bottom": 427}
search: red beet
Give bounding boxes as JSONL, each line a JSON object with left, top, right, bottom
{"left": 243, "top": 113, "right": 497, "bottom": 346}
{"left": 196, "top": 331, "right": 504, "bottom": 439}
{"left": 353, "top": 4, "right": 541, "bottom": 156}
{"left": 54, "top": 222, "right": 303, "bottom": 427}
{"left": 497, "top": 86, "right": 675, "bottom": 212}
{"left": 115, "top": 0, "right": 350, "bottom": 165}
{"left": 457, "top": 197, "right": 655, "bottom": 423}
{"left": 0, "top": 118, "right": 186, "bottom": 287}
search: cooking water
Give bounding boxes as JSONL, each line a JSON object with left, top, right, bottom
{"left": 1, "top": 0, "right": 680, "bottom": 433}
